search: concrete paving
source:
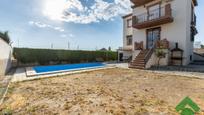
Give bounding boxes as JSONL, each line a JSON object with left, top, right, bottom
{"left": 11, "top": 63, "right": 204, "bottom": 83}
{"left": 11, "top": 66, "right": 116, "bottom": 82}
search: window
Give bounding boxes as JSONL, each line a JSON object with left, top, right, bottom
{"left": 127, "top": 19, "right": 132, "bottom": 28}
{"left": 191, "top": 4, "right": 194, "bottom": 24}
{"left": 126, "top": 35, "right": 132, "bottom": 45}
{"left": 191, "top": 32, "right": 194, "bottom": 42}
{"left": 190, "top": 55, "right": 192, "bottom": 61}
{"left": 147, "top": 3, "right": 161, "bottom": 20}
{"left": 191, "top": 27, "right": 195, "bottom": 42}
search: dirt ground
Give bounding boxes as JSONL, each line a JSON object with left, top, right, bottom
{"left": 1, "top": 68, "right": 204, "bottom": 115}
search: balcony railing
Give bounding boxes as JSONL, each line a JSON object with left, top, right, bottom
{"left": 191, "top": 14, "right": 197, "bottom": 26}
{"left": 137, "top": 7, "right": 165, "bottom": 23}
{"left": 132, "top": 4, "right": 174, "bottom": 29}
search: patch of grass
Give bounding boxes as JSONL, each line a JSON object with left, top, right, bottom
{"left": 134, "top": 107, "right": 148, "bottom": 114}
{"left": 6, "top": 86, "right": 15, "bottom": 94}
{"left": 1, "top": 108, "right": 13, "bottom": 115}
{"left": 26, "top": 105, "right": 48, "bottom": 113}
{"left": 0, "top": 88, "right": 6, "bottom": 97}
{"left": 198, "top": 95, "right": 204, "bottom": 100}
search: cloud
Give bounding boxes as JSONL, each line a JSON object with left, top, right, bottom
{"left": 29, "top": 21, "right": 65, "bottom": 32}
{"left": 69, "top": 34, "right": 75, "bottom": 38}
{"left": 42, "top": 0, "right": 132, "bottom": 24}
{"left": 60, "top": 34, "right": 75, "bottom": 38}
{"left": 60, "top": 34, "right": 67, "bottom": 38}
{"left": 29, "top": 21, "right": 75, "bottom": 38}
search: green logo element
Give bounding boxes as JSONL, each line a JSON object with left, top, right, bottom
{"left": 176, "top": 97, "right": 200, "bottom": 115}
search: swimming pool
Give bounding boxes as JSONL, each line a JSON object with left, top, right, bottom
{"left": 33, "top": 62, "right": 105, "bottom": 73}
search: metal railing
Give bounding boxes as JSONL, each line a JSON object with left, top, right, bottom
{"left": 144, "top": 42, "right": 156, "bottom": 63}
{"left": 135, "top": 6, "right": 168, "bottom": 24}
{"left": 191, "top": 14, "right": 197, "bottom": 26}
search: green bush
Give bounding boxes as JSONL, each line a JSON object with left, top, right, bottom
{"left": 0, "top": 31, "right": 11, "bottom": 44}
{"left": 13, "top": 48, "right": 117, "bottom": 65}
{"left": 1, "top": 108, "right": 13, "bottom": 115}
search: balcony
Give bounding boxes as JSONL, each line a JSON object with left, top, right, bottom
{"left": 132, "top": 4, "right": 174, "bottom": 29}
{"left": 130, "top": 0, "right": 153, "bottom": 7}
{"left": 191, "top": 14, "right": 197, "bottom": 26}
{"left": 192, "top": 0, "right": 198, "bottom": 6}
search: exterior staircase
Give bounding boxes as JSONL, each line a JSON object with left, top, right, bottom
{"left": 129, "top": 49, "right": 153, "bottom": 69}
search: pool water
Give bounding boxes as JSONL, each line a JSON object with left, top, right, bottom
{"left": 33, "top": 62, "right": 105, "bottom": 73}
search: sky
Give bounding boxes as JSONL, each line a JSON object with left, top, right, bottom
{"left": 194, "top": 0, "right": 204, "bottom": 45}
{"left": 0, "top": 0, "right": 132, "bottom": 51}
{"left": 0, "top": 0, "right": 203, "bottom": 51}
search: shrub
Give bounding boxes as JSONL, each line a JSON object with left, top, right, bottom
{"left": 155, "top": 49, "right": 167, "bottom": 66}
{"left": 0, "top": 31, "right": 11, "bottom": 44}
{"left": 13, "top": 48, "right": 117, "bottom": 65}
{"left": 1, "top": 108, "right": 13, "bottom": 115}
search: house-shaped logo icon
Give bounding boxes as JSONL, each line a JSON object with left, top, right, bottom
{"left": 176, "top": 97, "right": 200, "bottom": 115}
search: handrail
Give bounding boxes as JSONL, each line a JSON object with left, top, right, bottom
{"left": 144, "top": 48, "right": 153, "bottom": 63}
{"left": 144, "top": 42, "right": 156, "bottom": 63}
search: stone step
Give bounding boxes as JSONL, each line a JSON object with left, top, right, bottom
{"left": 129, "top": 65, "right": 145, "bottom": 69}
{"left": 130, "top": 64, "right": 145, "bottom": 67}
{"left": 132, "top": 62, "right": 145, "bottom": 64}
{"left": 133, "top": 59, "right": 145, "bottom": 62}
{"left": 129, "top": 49, "right": 151, "bottom": 70}
{"left": 135, "top": 57, "right": 145, "bottom": 59}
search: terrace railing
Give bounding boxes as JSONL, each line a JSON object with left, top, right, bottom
{"left": 137, "top": 7, "right": 165, "bottom": 23}
{"left": 132, "top": 4, "right": 173, "bottom": 29}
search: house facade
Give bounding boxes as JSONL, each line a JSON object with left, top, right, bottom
{"left": 120, "top": 0, "right": 198, "bottom": 69}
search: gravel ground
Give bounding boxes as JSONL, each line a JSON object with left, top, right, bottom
{"left": 0, "top": 68, "right": 204, "bottom": 115}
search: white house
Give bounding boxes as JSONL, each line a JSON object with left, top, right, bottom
{"left": 0, "top": 38, "right": 12, "bottom": 76}
{"left": 120, "top": 0, "right": 198, "bottom": 69}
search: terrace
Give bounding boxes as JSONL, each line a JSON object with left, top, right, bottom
{"left": 132, "top": 4, "right": 173, "bottom": 29}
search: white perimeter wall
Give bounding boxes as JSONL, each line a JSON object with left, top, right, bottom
{"left": 0, "top": 38, "right": 12, "bottom": 76}
{"left": 132, "top": 0, "right": 194, "bottom": 65}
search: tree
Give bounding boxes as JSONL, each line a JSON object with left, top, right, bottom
{"left": 0, "top": 31, "right": 11, "bottom": 44}
{"left": 155, "top": 49, "right": 166, "bottom": 67}
{"left": 201, "top": 44, "right": 204, "bottom": 49}
{"left": 108, "top": 46, "right": 111, "bottom": 51}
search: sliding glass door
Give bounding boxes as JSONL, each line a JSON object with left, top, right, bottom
{"left": 146, "top": 27, "right": 161, "bottom": 49}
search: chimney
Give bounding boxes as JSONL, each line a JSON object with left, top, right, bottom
{"left": 175, "top": 42, "right": 178, "bottom": 49}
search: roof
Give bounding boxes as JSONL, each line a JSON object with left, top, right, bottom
{"left": 122, "top": 13, "right": 132, "bottom": 19}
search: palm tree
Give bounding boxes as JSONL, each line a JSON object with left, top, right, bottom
{"left": 0, "top": 31, "right": 11, "bottom": 44}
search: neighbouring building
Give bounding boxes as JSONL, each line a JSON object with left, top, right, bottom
{"left": 0, "top": 38, "right": 12, "bottom": 76}
{"left": 119, "top": 0, "right": 198, "bottom": 69}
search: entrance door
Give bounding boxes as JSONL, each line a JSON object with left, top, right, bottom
{"left": 119, "top": 53, "right": 123, "bottom": 61}
{"left": 146, "top": 27, "right": 161, "bottom": 49}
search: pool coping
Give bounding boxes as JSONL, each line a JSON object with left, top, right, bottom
{"left": 12, "top": 66, "right": 116, "bottom": 82}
